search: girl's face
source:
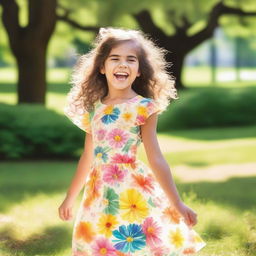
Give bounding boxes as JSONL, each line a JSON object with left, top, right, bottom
{"left": 100, "top": 41, "right": 141, "bottom": 92}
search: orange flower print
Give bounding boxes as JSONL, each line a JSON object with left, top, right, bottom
{"left": 84, "top": 168, "right": 102, "bottom": 208}
{"left": 116, "top": 251, "right": 129, "bottom": 256}
{"left": 162, "top": 206, "right": 181, "bottom": 224}
{"left": 75, "top": 221, "right": 96, "bottom": 243}
{"left": 131, "top": 173, "right": 154, "bottom": 194}
{"left": 183, "top": 247, "right": 196, "bottom": 254}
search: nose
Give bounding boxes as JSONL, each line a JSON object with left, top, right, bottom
{"left": 118, "top": 61, "right": 128, "bottom": 68}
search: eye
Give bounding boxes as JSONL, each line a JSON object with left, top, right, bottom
{"left": 110, "top": 58, "right": 119, "bottom": 61}
{"left": 128, "top": 59, "right": 136, "bottom": 62}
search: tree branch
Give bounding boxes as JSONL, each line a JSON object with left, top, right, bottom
{"left": 133, "top": 10, "right": 168, "bottom": 42}
{"left": 188, "top": 1, "right": 256, "bottom": 50}
{"left": 57, "top": 14, "right": 99, "bottom": 32}
{"left": 56, "top": 4, "right": 99, "bottom": 33}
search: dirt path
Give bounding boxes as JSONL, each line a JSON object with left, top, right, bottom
{"left": 172, "top": 162, "right": 256, "bottom": 182}
{"left": 157, "top": 136, "right": 256, "bottom": 153}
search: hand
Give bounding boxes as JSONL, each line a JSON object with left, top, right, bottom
{"left": 174, "top": 201, "right": 198, "bottom": 228}
{"left": 58, "top": 196, "right": 74, "bottom": 221}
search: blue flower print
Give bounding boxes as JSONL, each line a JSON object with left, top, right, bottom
{"left": 101, "top": 106, "right": 120, "bottom": 124}
{"left": 94, "top": 146, "right": 109, "bottom": 163}
{"left": 140, "top": 98, "right": 151, "bottom": 106}
{"left": 112, "top": 224, "right": 146, "bottom": 253}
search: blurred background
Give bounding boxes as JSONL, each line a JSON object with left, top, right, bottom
{"left": 0, "top": 0, "right": 256, "bottom": 255}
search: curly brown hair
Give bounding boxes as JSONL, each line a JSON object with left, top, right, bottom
{"left": 64, "top": 27, "right": 179, "bottom": 116}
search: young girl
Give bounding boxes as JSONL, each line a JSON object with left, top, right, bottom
{"left": 59, "top": 27, "right": 206, "bottom": 256}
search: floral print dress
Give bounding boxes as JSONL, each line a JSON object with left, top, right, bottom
{"left": 64, "top": 94, "right": 206, "bottom": 256}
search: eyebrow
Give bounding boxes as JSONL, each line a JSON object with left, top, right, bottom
{"left": 108, "top": 54, "right": 138, "bottom": 59}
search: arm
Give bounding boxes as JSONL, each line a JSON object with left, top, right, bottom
{"left": 141, "top": 113, "right": 197, "bottom": 227}
{"left": 65, "top": 132, "right": 94, "bottom": 201}
{"left": 58, "top": 132, "right": 94, "bottom": 221}
{"left": 141, "top": 113, "right": 182, "bottom": 206}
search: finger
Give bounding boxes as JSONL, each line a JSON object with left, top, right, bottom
{"left": 184, "top": 212, "right": 191, "bottom": 227}
{"left": 67, "top": 208, "right": 72, "bottom": 220}
{"left": 69, "top": 209, "right": 73, "bottom": 219}
{"left": 189, "top": 211, "right": 197, "bottom": 226}
{"left": 64, "top": 208, "right": 68, "bottom": 220}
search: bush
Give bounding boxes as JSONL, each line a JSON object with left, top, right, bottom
{"left": 0, "top": 103, "right": 84, "bottom": 160}
{"left": 158, "top": 87, "right": 256, "bottom": 131}
{"left": 1, "top": 87, "right": 255, "bottom": 159}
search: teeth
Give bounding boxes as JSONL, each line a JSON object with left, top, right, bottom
{"left": 115, "top": 72, "right": 128, "bottom": 76}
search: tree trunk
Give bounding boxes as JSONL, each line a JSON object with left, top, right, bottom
{"left": 165, "top": 49, "right": 186, "bottom": 89}
{"left": 16, "top": 43, "right": 47, "bottom": 103}
{"left": 0, "top": 0, "right": 57, "bottom": 104}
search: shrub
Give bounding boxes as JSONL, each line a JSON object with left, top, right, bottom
{"left": 0, "top": 103, "right": 84, "bottom": 160}
{"left": 158, "top": 87, "right": 256, "bottom": 131}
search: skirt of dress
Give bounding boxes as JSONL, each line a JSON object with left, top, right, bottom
{"left": 71, "top": 160, "right": 206, "bottom": 256}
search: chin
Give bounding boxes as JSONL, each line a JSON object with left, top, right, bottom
{"left": 112, "top": 84, "right": 131, "bottom": 90}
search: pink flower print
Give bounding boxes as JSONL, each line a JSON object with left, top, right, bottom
{"left": 107, "top": 129, "right": 129, "bottom": 148}
{"left": 151, "top": 245, "right": 169, "bottom": 256}
{"left": 103, "top": 165, "right": 126, "bottom": 185}
{"left": 111, "top": 154, "right": 135, "bottom": 164}
{"left": 130, "top": 144, "right": 137, "bottom": 155}
{"left": 96, "top": 128, "right": 107, "bottom": 140}
{"left": 136, "top": 115, "right": 146, "bottom": 124}
{"left": 142, "top": 217, "right": 162, "bottom": 247}
{"left": 91, "top": 237, "right": 116, "bottom": 256}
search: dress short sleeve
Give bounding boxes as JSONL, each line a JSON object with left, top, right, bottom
{"left": 135, "top": 98, "right": 161, "bottom": 126}
{"left": 63, "top": 104, "right": 92, "bottom": 134}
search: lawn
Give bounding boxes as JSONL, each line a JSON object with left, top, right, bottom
{"left": 0, "top": 67, "right": 256, "bottom": 255}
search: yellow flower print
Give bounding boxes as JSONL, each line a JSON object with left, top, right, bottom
{"left": 82, "top": 112, "right": 90, "bottom": 130}
{"left": 119, "top": 188, "right": 149, "bottom": 222}
{"left": 137, "top": 106, "right": 148, "bottom": 117}
{"left": 169, "top": 228, "right": 184, "bottom": 248}
{"left": 104, "top": 106, "right": 114, "bottom": 115}
{"left": 122, "top": 112, "right": 133, "bottom": 122}
{"left": 97, "top": 213, "right": 119, "bottom": 237}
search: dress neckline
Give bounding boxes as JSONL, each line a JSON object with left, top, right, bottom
{"left": 99, "top": 94, "right": 141, "bottom": 106}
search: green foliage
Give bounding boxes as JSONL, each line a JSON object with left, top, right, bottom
{"left": 158, "top": 87, "right": 256, "bottom": 130}
{"left": 0, "top": 103, "right": 84, "bottom": 160}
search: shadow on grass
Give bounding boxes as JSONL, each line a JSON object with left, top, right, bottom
{"left": 1, "top": 173, "right": 256, "bottom": 215}
{"left": 178, "top": 176, "right": 256, "bottom": 211}
{"left": 0, "top": 225, "right": 71, "bottom": 255}
{"left": 0, "top": 184, "right": 71, "bottom": 212}
{"left": 0, "top": 161, "right": 79, "bottom": 212}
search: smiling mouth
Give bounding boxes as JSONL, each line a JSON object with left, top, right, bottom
{"left": 114, "top": 73, "right": 129, "bottom": 81}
